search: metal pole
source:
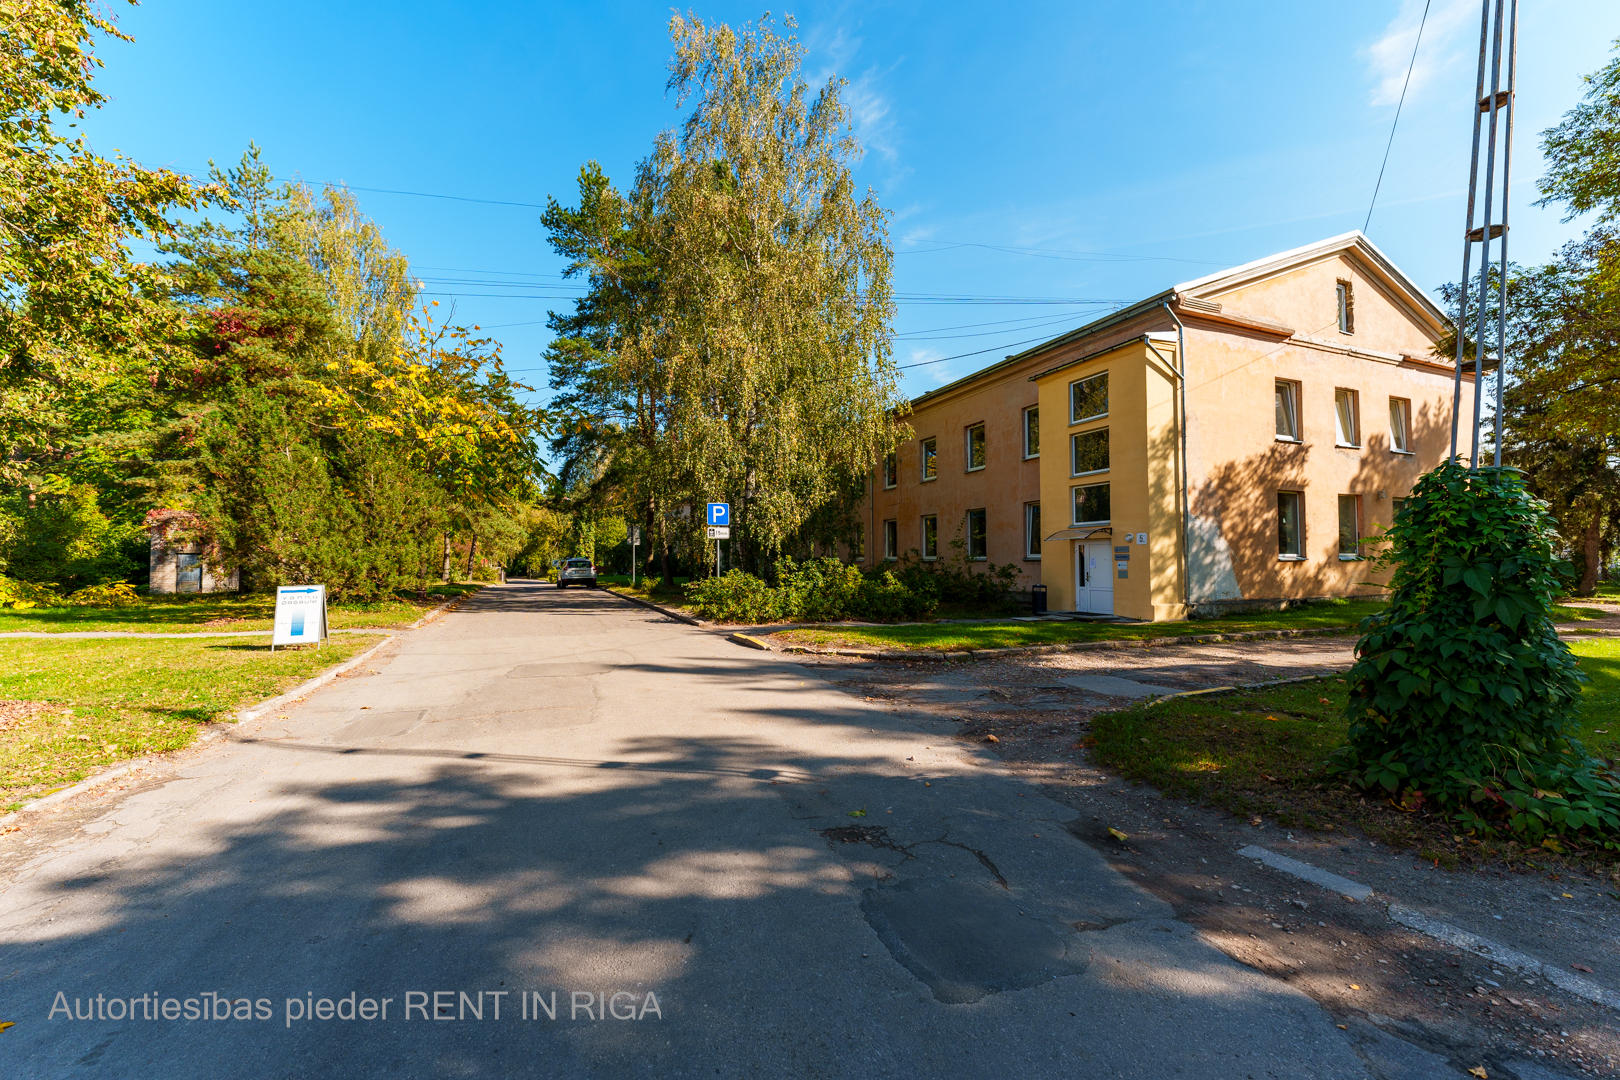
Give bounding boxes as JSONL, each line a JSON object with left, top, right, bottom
{"left": 1450, "top": 0, "right": 1492, "bottom": 463}
{"left": 1491, "top": 0, "right": 1519, "bottom": 468}
{"left": 1470, "top": 0, "right": 1508, "bottom": 468}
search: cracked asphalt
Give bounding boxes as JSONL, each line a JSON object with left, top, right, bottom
{"left": 0, "top": 581, "right": 1504, "bottom": 1077}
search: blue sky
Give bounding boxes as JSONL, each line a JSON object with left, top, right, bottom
{"left": 84, "top": 0, "right": 1619, "bottom": 405}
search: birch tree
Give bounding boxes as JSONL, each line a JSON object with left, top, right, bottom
{"left": 544, "top": 15, "right": 906, "bottom": 576}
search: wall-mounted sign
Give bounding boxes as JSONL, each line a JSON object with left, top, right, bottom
{"left": 272, "top": 585, "right": 327, "bottom": 650}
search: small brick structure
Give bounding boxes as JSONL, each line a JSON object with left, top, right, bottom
{"left": 145, "top": 510, "right": 238, "bottom": 595}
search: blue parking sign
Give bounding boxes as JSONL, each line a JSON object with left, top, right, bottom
{"left": 707, "top": 502, "right": 730, "bottom": 526}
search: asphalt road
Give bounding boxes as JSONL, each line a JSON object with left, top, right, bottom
{"left": 2, "top": 581, "right": 1419, "bottom": 1078}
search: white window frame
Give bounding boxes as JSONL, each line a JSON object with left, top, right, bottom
{"left": 1070, "top": 371, "right": 1109, "bottom": 425}
{"left": 1024, "top": 502, "right": 1042, "bottom": 560}
{"left": 1278, "top": 491, "right": 1304, "bottom": 560}
{"left": 882, "top": 452, "right": 897, "bottom": 489}
{"left": 1275, "top": 380, "right": 1301, "bottom": 442}
{"left": 1072, "top": 482, "right": 1111, "bottom": 527}
{"left": 1023, "top": 406, "right": 1039, "bottom": 459}
{"left": 966, "top": 508, "right": 988, "bottom": 560}
{"left": 920, "top": 437, "right": 937, "bottom": 482}
{"left": 1070, "top": 427, "right": 1109, "bottom": 477}
{"left": 1334, "top": 388, "right": 1360, "bottom": 448}
{"left": 1338, "top": 495, "right": 1362, "bottom": 560}
{"left": 1388, "top": 396, "right": 1412, "bottom": 454}
{"left": 921, "top": 514, "right": 938, "bottom": 560}
{"left": 1336, "top": 279, "right": 1355, "bottom": 335}
{"left": 965, "top": 423, "right": 986, "bottom": 472}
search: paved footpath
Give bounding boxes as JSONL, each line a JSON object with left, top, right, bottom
{"left": 1, "top": 582, "right": 1431, "bottom": 1078}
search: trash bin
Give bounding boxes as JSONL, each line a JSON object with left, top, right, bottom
{"left": 1031, "top": 584, "right": 1047, "bottom": 614}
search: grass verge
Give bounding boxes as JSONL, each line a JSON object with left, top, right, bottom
{"left": 0, "top": 634, "right": 384, "bottom": 807}
{"left": 774, "top": 598, "right": 1387, "bottom": 652}
{"left": 1087, "top": 638, "right": 1619, "bottom": 871}
{"left": 0, "top": 583, "right": 480, "bottom": 635}
{"left": 598, "top": 576, "right": 696, "bottom": 610}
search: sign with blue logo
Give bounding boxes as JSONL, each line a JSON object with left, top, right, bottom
{"left": 272, "top": 584, "right": 328, "bottom": 650}
{"left": 706, "top": 502, "right": 730, "bottom": 526}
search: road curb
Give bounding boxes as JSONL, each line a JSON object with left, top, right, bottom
{"left": 1234, "top": 843, "right": 1619, "bottom": 1012}
{"left": 777, "top": 624, "right": 1354, "bottom": 662}
{"left": 1385, "top": 904, "right": 1618, "bottom": 1011}
{"left": 601, "top": 586, "right": 706, "bottom": 627}
{"left": 235, "top": 633, "right": 398, "bottom": 722}
{"left": 0, "top": 633, "right": 400, "bottom": 825}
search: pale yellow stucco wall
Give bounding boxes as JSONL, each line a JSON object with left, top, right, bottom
{"left": 861, "top": 237, "right": 1476, "bottom": 622}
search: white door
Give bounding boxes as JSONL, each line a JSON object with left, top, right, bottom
{"left": 1075, "top": 541, "right": 1115, "bottom": 614}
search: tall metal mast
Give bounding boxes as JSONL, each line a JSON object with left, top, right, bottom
{"left": 1447, "top": 0, "right": 1519, "bottom": 468}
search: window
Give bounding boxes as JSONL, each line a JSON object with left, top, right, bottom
{"left": 1025, "top": 503, "right": 1042, "bottom": 559}
{"left": 853, "top": 522, "right": 865, "bottom": 561}
{"left": 1336, "top": 279, "right": 1355, "bottom": 334}
{"left": 1275, "top": 381, "right": 1300, "bottom": 441}
{"left": 1023, "top": 407, "right": 1040, "bottom": 458}
{"left": 883, "top": 519, "right": 898, "bottom": 560}
{"left": 921, "top": 515, "right": 938, "bottom": 560}
{"left": 1389, "top": 397, "right": 1412, "bottom": 453}
{"left": 966, "top": 508, "right": 987, "bottom": 560}
{"left": 1071, "top": 372, "right": 1108, "bottom": 423}
{"left": 1338, "top": 495, "right": 1361, "bottom": 558}
{"left": 1071, "top": 428, "right": 1109, "bottom": 476}
{"left": 176, "top": 552, "right": 202, "bottom": 593}
{"left": 1334, "top": 389, "right": 1360, "bottom": 447}
{"left": 921, "top": 437, "right": 937, "bottom": 481}
{"left": 1392, "top": 497, "right": 1408, "bottom": 519}
{"left": 1072, "top": 483, "right": 1110, "bottom": 525}
{"left": 882, "top": 452, "right": 897, "bottom": 489}
{"left": 965, "top": 423, "right": 986, "bottom": 471}
{"left": 1278, "top": 492, "right": 1303, "bottom": 558}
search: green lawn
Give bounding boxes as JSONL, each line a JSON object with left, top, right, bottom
{"left": 599, "top": 576, "right": 695, "bottom": 608}
{"left": 1086, "top": 637, "right": 1619, "bottom": 866}
{"left": 0, "top": 583, "right": 479, "bottom": 635}
{"left": 0, "top": 634, "right": 386, "bottom": 807}
{"left": 773, "top": 598, "right": 1387, "bottom": 652}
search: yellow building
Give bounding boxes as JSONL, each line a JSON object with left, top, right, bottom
{"left": 862, "top": 232, "right": 1473, "bottom": 621}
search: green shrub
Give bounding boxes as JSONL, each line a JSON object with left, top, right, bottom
{"left": 0, "top": 577, "right": 63, "bottom": 609}
{"left": 2, "top": 485, "right": 140, "bottom": 590}
{"left": 684, "top": 557, "right": 939, "bottom": 623}
{"left": 1328, "top": 462, "right": 1619, "bottom": 848}
{"left": 685, "top": 569, "right": 782, "bottom": 622}
{"left": 775, "top": 557, "right": 866, "bottom": 621}
{"left": 855, "top": 569, "right": 938, "bottom": 620}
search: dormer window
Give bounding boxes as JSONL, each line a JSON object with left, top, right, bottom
{"left": 1336, "top": 279, "right": 1355, "bottom": 335}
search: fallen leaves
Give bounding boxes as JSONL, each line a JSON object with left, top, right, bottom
{"left": 1571, "top": 963, "right": 1594, "bottom": 973}
{"left": 984, "top": 734, "right": 1000, "bottom": 743}
{"left": 847, "top": 809, "right": 866, "bottom": 818}
{"left": 1468, "top": 1068, "right": 1488, "bottom": 1079}
{"left": 1107, "top": 828, "right": 1129, "bottom": 842}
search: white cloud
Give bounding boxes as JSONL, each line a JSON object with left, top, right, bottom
{"left": 803, "top": 15, "right": 906, "bottom": 176}
{"left": 1363, "top": 0, "right": 1480, "bottom": 107}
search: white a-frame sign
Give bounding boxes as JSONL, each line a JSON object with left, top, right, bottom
{"left": 271, "top": 585, "right": 328, "bottom": 650}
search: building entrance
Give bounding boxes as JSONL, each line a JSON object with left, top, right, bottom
{"left": 1075, "top": 541, "right": 1114, "bottom": 614}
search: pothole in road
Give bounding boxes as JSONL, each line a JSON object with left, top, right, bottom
{"left": 861, "top": 879, "right": 1089, "bottom": 1004}
{"left": 505, "top": 662, "right": 616, "bottom": 678}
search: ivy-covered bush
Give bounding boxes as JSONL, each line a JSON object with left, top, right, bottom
{"left": 1328, "top": 462, "right": 1618, "bottom": 848}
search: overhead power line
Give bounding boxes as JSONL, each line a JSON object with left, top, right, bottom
{"left": 1366, "top": 0, "right": 1433, "bottom": 234}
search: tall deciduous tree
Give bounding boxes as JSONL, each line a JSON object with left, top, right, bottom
{"left": 543, "top": 15, "right": 906, "bottom": 579}
{"left": 0, "top": 0, "right": 203, "bottom": 485}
